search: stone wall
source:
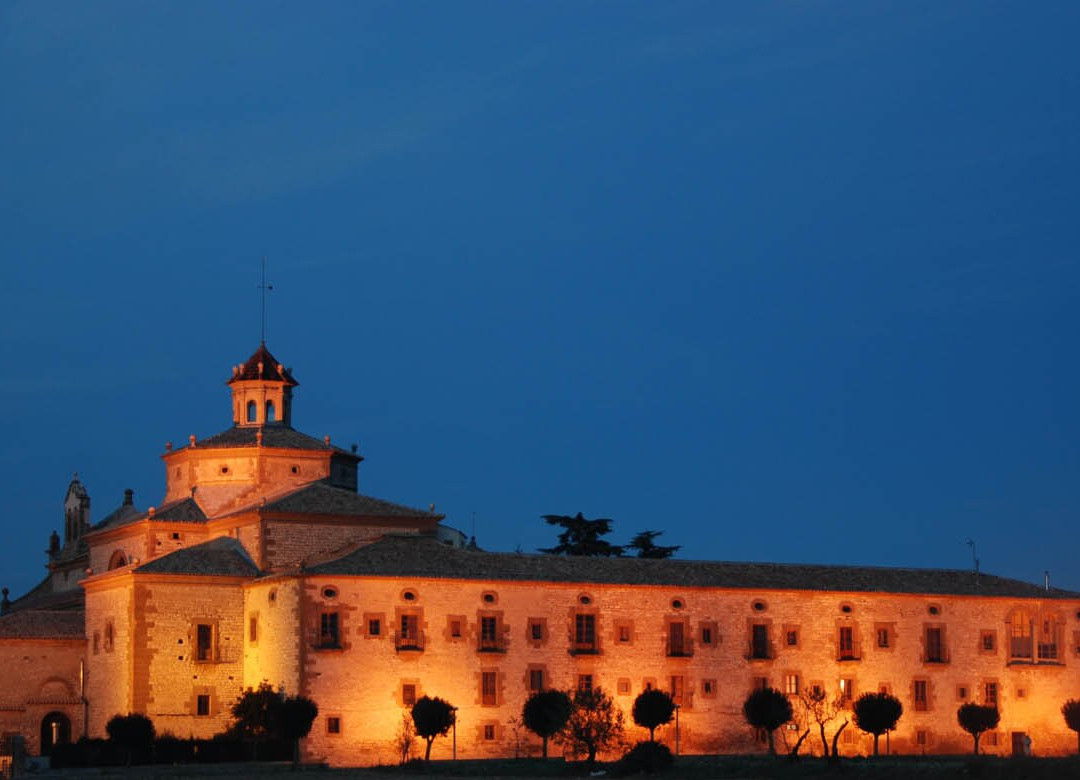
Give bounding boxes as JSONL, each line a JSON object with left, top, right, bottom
{"left": 0, "top": 638, "right": 85, "bottom": 756}
{"left": 288, "top": 576, "right": 1080, "bottom": 766}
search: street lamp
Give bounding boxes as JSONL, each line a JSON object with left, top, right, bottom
{"left": 674, "top": 703, "right": 680, "bottom": 756}
{"left": 451, "top": 706, "right": 458, "bottom": 761}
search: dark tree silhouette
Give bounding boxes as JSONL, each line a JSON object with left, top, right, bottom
{"left": 279, "top": 695, "right": 319, "bottom": 766}
{"left": 540, "top": 513, "right": 623, "bottom": 556}
{"left": 627, "top": 530, "right": 680, "bottom": 559}
{"left": 1063, "top": 699, "right": 1080, "bottom": 754}
{"left": 557, "top": 686, "right": 625, "bottom": 765}
{"left": 105, "top": 713, "right": 155, "bottom": 765}
{"left": 523, "top": 689, "right": 574, "bottom": 758}
{"left": 797, "top": 685, "right": 844, "bottom": 757}
{"left": 957, "top": 703, "right": 1000, "bottom": 755}
{"left": 411, "top": 696, "right": 456, "bottom": 761}
{"left": 632, "top": 688, "right": 675, "bottom": 742}
{"left": 852, "top": 692, "right": 902, "bottom": 756}
{"left": 230, "top": 682, "right": 284, "bottom": 760}
{"left": 742, "top": 687, "right": 793, "bottom": 755}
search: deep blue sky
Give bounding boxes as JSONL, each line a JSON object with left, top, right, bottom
{"left": 2, "top": 3, "right": 1078, "bottom": 596}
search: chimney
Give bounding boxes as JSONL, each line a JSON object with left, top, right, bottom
{"left": 0, "top": 588, "right": 9, "bottom": 615}
{"left": 123, "top": 489, "right": 134, "bottom": 506}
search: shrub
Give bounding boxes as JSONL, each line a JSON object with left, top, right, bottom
{"left": 105, "top": 713, "right": 155, "bottom": 765}
{"left": 523, "top": 689, "right": 574, "bottom": 758}
{"left": 957, "top": 703, "right": 1000, "bottom": 755}
{"left": 614, "top": 740, "right": 674, "bottom": 775}
{"left": 632, "top": 689, "right": 676, "bottom": 742}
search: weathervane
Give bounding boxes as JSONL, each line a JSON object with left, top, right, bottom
{"left": 259, "top": 257, "right": 273, "bottom": 344}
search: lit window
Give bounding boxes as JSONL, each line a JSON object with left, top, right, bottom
{"left": 839, "top": 677, "right": 854, "bottom": 703}
{"left": 785, "top": 674, "right": 799, "bottom": 695}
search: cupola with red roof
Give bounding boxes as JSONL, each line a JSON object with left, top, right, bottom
{"left": 227, "top": 343, "right": 298, "bottom": 427}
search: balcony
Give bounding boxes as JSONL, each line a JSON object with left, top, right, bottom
{"left": 394, "top": 630, "right": 425, "bottom": 653}
{"left": 666, "top": 637, "right": 694, "bottom": 658}
{"left": 569, "top": 640, "right": 600, "bottom": 656}
{"left": 478, "top": 636, "right": 507, "bottom": 653}
{"left": 746, "top": 640, "right": 773, "bottom": 661}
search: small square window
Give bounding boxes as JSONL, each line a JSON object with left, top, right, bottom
{"left": 702, "top": 679, "right": 716, "bottom": 697}
{"left": 786, "top": 629, "right": 798, "bottom": 647}
{"left": 617, "top": 678, "right": 631, "bottom": 695}
{"left": 368, "top": 618, "right": 381, "bottom": 636}
{"left": 327, "top": 716, "right": 341, "bottom": 734}
{"left": 577, "top": 674, "right": 593, "bottom": 692}
{"left": 528, "top": 619, "right": 545, "bottom": 643}
{"left": 957, "top": 686, "right": 968, "bottom": 700}
{"left": 196, "top": 694, "right": 210, "bottom": 716}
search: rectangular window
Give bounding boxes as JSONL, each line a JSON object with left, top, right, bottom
{"left": 93, "top": 632, "right": 100, "bottom": 655}
{"left": 481, "top": 671, "right": 497, "bottom": 706}
{"left": 618, "top": 678, "right": 632, "bottom": 695}
{"left": 981, "top": 631, "right": 996, "bottom": 652}
{"left": 985, "top": 731, "right": 998, "bottom": 747}
{"left": 925, "top": 627, "right": 945, "bottom": 662}
{"left": 839, "top": 677, "right": 854, "bottom": 704}
{"left": 785, "top": 673, "right": 799, "bottom": 695}
{"left": 480, "top": 616, "right": 499, "bottom": 651}
{"left": 702, "top": 679, "right": 716, "bottom": 697}
{"left": 319, "top": 613, "right": 339, "bottom": 648}
{"left": 838, "top": 626, "right": 855, "bottom": 660}
{"left": 196, "top": 623, "right": 214, "bottom": 661}
{"left": 914, "top": 680, "right": 928, "bottom": 711}
{"left": 753, "top": 676, "right": 768, "bottom": 691}
{"left": 450, "top": 619, "right": 462, "bottom": 639}
{"left": 528, "top": 668, "right": 545, "bottom": 693}
{"left": 402, "top": 684, "right": 417, "bottom": 706}
{"left": 957, "top": 686, "right": 968, "bottom": 700}
{"left": 916, "top": 730, "right": 927, "bottom": 747}
{"left": 327, "top": 716, "right": 341, "bottom": 734}
{"left": 668, "top": 622, "right": 688, "bottom": 656}
{"left": 249, "top": 617, "right": 258, "bottom": 644}
{"left": 700, "top": 625, "right": 713, "bottom": 645}
{"left": 670, "top": 675, "right": 685, "bottom": 705}
{"left": 528, "top": 619, "right": 545, "bottom": 643}
{"left": 368, "top": 618, "right": 381, "bottom": 637}
{"left": 196, "top": 694, "right": 210, "bottom": 716}
{"left": 751, "top": 624, "right": 769, "bottom": 659}
{"left": 877, "top": 628, "right": 890, "bottom": 648}
{"left": 785, "top": 628, "right": 799, "bottom": 647}
{"left": 985, "top": 681, "right": 998, "bottom": 707}
{"left": 577, "top": 674, "right": 593, "bottom": 692}
{"left": 1038, "top": 618, "right": 1059, "bottom": 660}
{"left": 104, "top": 621, "right": 114, "bottom": 652}
{"left": 398, "top": 614, "right": 421, "bottom": 650}
{"left": 574, "top": 614, "right": 597, "bottom": 652}
{"left": 618, "top": 624, "right": 631, "bottom": 643}
{"left": 483, "top": 724, "right": 496, "bottom": 741}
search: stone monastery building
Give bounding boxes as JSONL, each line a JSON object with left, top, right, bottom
{"left": 2, "top": 344, "right": 1079, "bottom": 764}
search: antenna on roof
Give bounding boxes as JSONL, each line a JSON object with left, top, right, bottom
{"left": 967, "top": 538, "right": 980, "bottom": 593}
{"left": 259, "top": 256, "right": 274, "bottom": 344}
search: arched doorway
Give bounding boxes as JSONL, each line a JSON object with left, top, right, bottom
{"left": 40, "top": 712, "right": 70, "bottom": 756}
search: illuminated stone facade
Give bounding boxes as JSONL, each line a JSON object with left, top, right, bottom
{"left": 2, "top": 344, "right": 1079, "bottom": 762}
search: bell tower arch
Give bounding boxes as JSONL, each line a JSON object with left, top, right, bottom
{"left": 228, "top": 343, "right": 298, "bottom": 427}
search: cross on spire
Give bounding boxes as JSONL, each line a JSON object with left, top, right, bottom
{"left": 259, "top": 257, "right": 273, "bottom": 344}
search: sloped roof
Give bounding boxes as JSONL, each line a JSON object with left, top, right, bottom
{"left": 0, "top": 609, "right": 84, "bottom": 639}
{"left": 135, "top": 537, "right": 259, "bottom": 578}
{"left": 5, "top": 584, "right": 84, "bottom": 614}
{"left": 192, "top": 424, "right": 354, "bottom": 454}
{"left": 228, "top": 343, "right": 297, "bottom": 385}
{"left": 260, "top": 480, "right": 440, "bottom": 520}
{"left": 307, "top": 535, "right": 1080, "bottom": 600}
{"left": 94, "top": 497, "right": 205, "bottom": 531}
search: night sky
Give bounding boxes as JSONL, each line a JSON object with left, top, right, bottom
{"left": 2, "top": 3, "right": 1078, "bottom": 597}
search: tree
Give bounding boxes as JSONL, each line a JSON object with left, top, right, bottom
{"left": 852, "top": 692, "right": 903, "bottom": 756}
{"left": 1064, "top": 699, "right": 1080, "bottom": 754}
{"left": 105, "top": 713, "right": 155, "bottom": 765}
{"left": 230, "top": 682, "right": 284, "bottom": 760}
{"left": 411, "top": 696, "right": 455, "bottom": 761}
{"left": 632, "top": 689, "right": 675, "bottom": 742}
{"left": 557, "top": 686, "right": 625, "bottom": 765}
{"left": 279, "top": 694, "right": 318, "bottom": 766}
{"left": 540, "top": 513, "right": 623, "bottom": 556}
{"left": 627, "top": 530, "right": 680, "bottom": 559}
{"left": 797, "top": 685, "right": 845, "bottom": 757}
{"left": 523, "top": 689, "right": 574, "bottom": 758}
{"left": 742, "top": 687, "right": 793, "bottom": 755}
{"left": 957, "top": 703, "right": 999, "bottom": 755}
{"left": 394, "top": 711, "right": 417, "bottom": 765}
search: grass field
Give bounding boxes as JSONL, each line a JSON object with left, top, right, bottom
{"left": 26, "top": 754, "right": 1080, "bottom": 780}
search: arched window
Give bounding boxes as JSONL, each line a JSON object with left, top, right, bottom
{"left": 40, "top": 712, "right": 71, "bottom": 756}
{"left": 265, "top": 400, "right": 276, "bottom": 422}
{"left": 246, "top": 400, "right": 257, "bottom": 422}
{"left": 108, "top": 550, "right": 128, "bottom": 570}
{"left": 1007, "top": 609, "right": 1033, "bottom": 660}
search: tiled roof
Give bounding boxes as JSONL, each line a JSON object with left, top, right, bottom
{"left": 228, "top": 343, "right": 297, "bottom": 385}
{"left": 0, "top": 609, "right": 84, "bottom": 639}
{"left": 188, "top": 425, "right": 354, "bottom": 455}
{"left": 307, "top": 535, "right": 1080, "bottom": 600}
{"left": 5, "top": 585, "right": 84, "bottom": 614}
{"left": 261, "top": 481, "right": 441, "bottom": 520}
{"left": 135, "top": 537, "right": 259, "bottom": 578}
{"left": 94, "top": 497, "right": 206, "bottom": 531}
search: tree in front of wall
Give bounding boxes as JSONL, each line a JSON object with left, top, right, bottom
{"left": 1063, "top": 699, "right": 1080, "bottom": 755}
{"left": 411, "top": 696, "right": 456, "bottom": 762}
{"left": 523, "top": 689, "right": 574, "bottom": 758}
{"left": 632, "top": 688, "right": 675, "bottom": 742}
{"left": 957, "top": 703, "right": 1000, "bottom": 755}
{"left": 852, "top": 692, "right": 903, "bottom": 756}
{"left": 278, "top": 694, "right": 318, "bottom": 766}
{"left": 105, "top": 713, "right": 155, "bottom": 765}
{"left": 228, "top": 682, "right": 317, "bottom": 764}
{"left": 557, "top": 686, "right": 625, "bottom": 766}
{"left": 394, "top": 711, "right": 417, "bottom": 765}
{"left": 742, "top": 687, "right": 793, "bottom": 755}
{"left": 797, "top": 685, "right": 846, "bottom": 758}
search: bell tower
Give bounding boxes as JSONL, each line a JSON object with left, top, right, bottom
{"left": 228, "top": 343, "right": 298, "bottom": 427}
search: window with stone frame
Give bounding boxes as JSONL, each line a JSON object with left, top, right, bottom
{"left": 839, "top": 677, "right": 855, "bottom": 704}
{"left": 670, "top": 675, "right": 687, "bottom": 706}
{"left": 1036, "top": 612, "right": 1063, "bottom": 661}
{"left": 527, "top": 617, "right": 546, "bottom": 645}
{"left": 573, "top": 613, "right": 598, "bottom": 653}
{"left": 838, "top": 625, "right": 857, "bottom": 660}
{"left": 402, "top": 683, "right": 417, "bottom": 707}
{"left": 527, "top": 666, "right": 546, "bottom": 693}
{"left": 701, "top": 678, "right": 717, "bottom": 698}
{"left": 195, "top": 622, "right": 215, "bottom": 661}
{"left": 104, "top": 620, "right": 114, "bottom": 652}
{"left": 784, "top": 673, "right": 800, "bottom": 696}
{"left": 980, "top": 630, "right": 996, "bottom": 654}
{"left": 667, "top": 619, "right": 691, "bottom": 657}
{"left": 577, "top": 674, "right": 593, "bottom": 692}
{"left": 478, "top": 613, "right": 505, "bottom": 652}
{"left": 327, "top": 716, "right": 341, "bottom": 735}
{"left": 614, "top": 619, "right": 632, "bottom": 645}
{"left": 481, "top": 671, "right": 498, "bottom": 706}
{"left": 924, "top": 626, "right": 947, "bottom": 663}
{"left": 984, "top": 681, "right": 999, "bottom": 707}
{"left": 318, "top": 612, "right": 340, "bottom": 648}
{"left": 248, "top": 615, "right": 258, "bottom": 644}
{"left": 913, "top": 679, "right": 929, "bottom": 711}
{"left": 874, "top": 623, "right": 894, "bottom": 650}
{"left": 396, "top": 611, "right": 423, "bottom": 651}
{"left": 749, "top": 623, "right": 771, "bottom": 660}
{"left": 364, "top": 612, "right": 384, "bottom": 638}
{"left": 617, "top": 678, "right": 632, "bottom": 695}
{"left": 196, "top": 694, "right": 211, "bottom": 716}
{"left": 699, "top": 620, "right": 718, "bottom": 647}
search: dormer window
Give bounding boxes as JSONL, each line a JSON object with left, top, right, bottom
{"left": 266, "top": 400, "right": 276, "bottom": 422}
{"left": 246, "top": 400, "right": 257, "bottom": 422}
